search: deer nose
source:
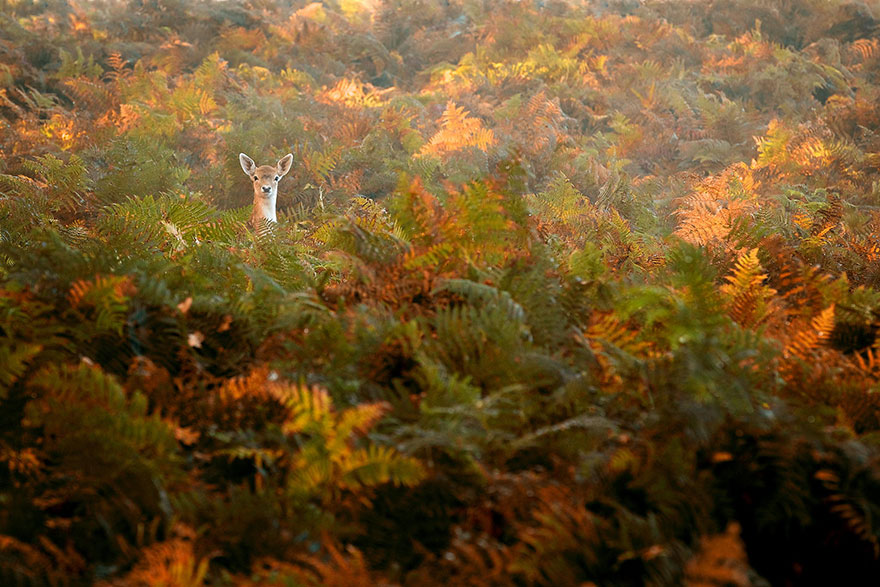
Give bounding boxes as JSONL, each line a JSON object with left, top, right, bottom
{"left": 261, "top": 185, "right": 271, "bottom": 193}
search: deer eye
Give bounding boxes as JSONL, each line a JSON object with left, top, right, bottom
{"left": 253, "top": 177, "right": 258, "bottom": 182}
{"left": 274, "top": 176, "right": 280, "bottom": 182}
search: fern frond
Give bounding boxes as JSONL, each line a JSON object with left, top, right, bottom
{"left": 584, "top": 311, "right": 648, "bottom": 356}
{"left": 340, "top": 445, "right": 425, "bottom": 489}
{"left": 97, "top": 531, "right": 210, "bottom": 587}
{"left": 298, "top": 144, "right": 342, "bottom": 183}
{"left": 785, "top": 305, "right": 836, "bottom": 360}
{"left": 335, "top": 402, "right": 389, "bottom": 442}
{"left": 105, "top": 52, "right": 128, "bottom": 80}
{"left": 0, "top": 343, "right": 42, "bottom": 397}
{"left": 418, "top": 101, "right": 496, "bottom": 158}
{"left": 281, "top": 385, "right": 334, "bottom": 436}
{"left": 62, "top": 77, "right": 115, "bottom": 111}
{"left": 433, "top": 278, "right": 526, "bottom": 323}
{"left": 719, "top": 248, "right": 778, "bottom": 326}
{"left": 247, "top": 543, "right": 381, "bottom": 586}
{"left": 848, "top": 38, "right": 880, "bottom": 65}
{"left": 68, "top": 274, "right": 134, "bottom": 335}
{"left": 809, "top": 193, "right": 843, "bottom": 239}
{"left": 193, "top": 52, "right": 228, "bottom": 92}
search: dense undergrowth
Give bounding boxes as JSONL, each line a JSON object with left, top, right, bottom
{"left": 2, "top": 0, "right": 880, "bottom": 584}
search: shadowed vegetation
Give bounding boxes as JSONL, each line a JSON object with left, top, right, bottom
{"left": 2, "top": 0, "right": 880, "bottom": 584}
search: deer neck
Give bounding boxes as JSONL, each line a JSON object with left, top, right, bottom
{"left": 252, "top": 192, "right": 277, "bottom": 224}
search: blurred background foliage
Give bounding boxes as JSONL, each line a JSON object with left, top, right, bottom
{"left": 2, "top": 0, "right": 880, "bottom": 584}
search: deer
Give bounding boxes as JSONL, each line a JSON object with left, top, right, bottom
{"left": 239, "top": 152, "right": 294, "bottom": 227}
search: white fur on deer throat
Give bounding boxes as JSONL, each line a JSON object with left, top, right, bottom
{"left": 239, "top": 152, "right": 293, "bottom": 227}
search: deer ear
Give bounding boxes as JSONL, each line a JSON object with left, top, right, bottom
{"left": 276, "top": 153, "right": 293, "bottom": 177}
{"left": 239, "top": 153, "right": 256, "bottom": 176}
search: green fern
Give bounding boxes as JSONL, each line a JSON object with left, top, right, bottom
{"left": 279, "top": 383, "right": 425, "bottom": 500}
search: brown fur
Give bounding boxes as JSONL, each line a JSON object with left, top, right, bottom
{"left": 239, "top": 153, "right": 293, "bottom": 227}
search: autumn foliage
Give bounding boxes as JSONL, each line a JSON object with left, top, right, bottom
{"left": 2, "top": 0, "right": 880, "bottom": 584}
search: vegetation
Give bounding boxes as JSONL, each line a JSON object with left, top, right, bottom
{"left": 2, "top": 0, "right": 880, "bottom": 583}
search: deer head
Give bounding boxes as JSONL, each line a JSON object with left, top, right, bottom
{"left": 239, "top": 152, "right": 293, "bottom": 227}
